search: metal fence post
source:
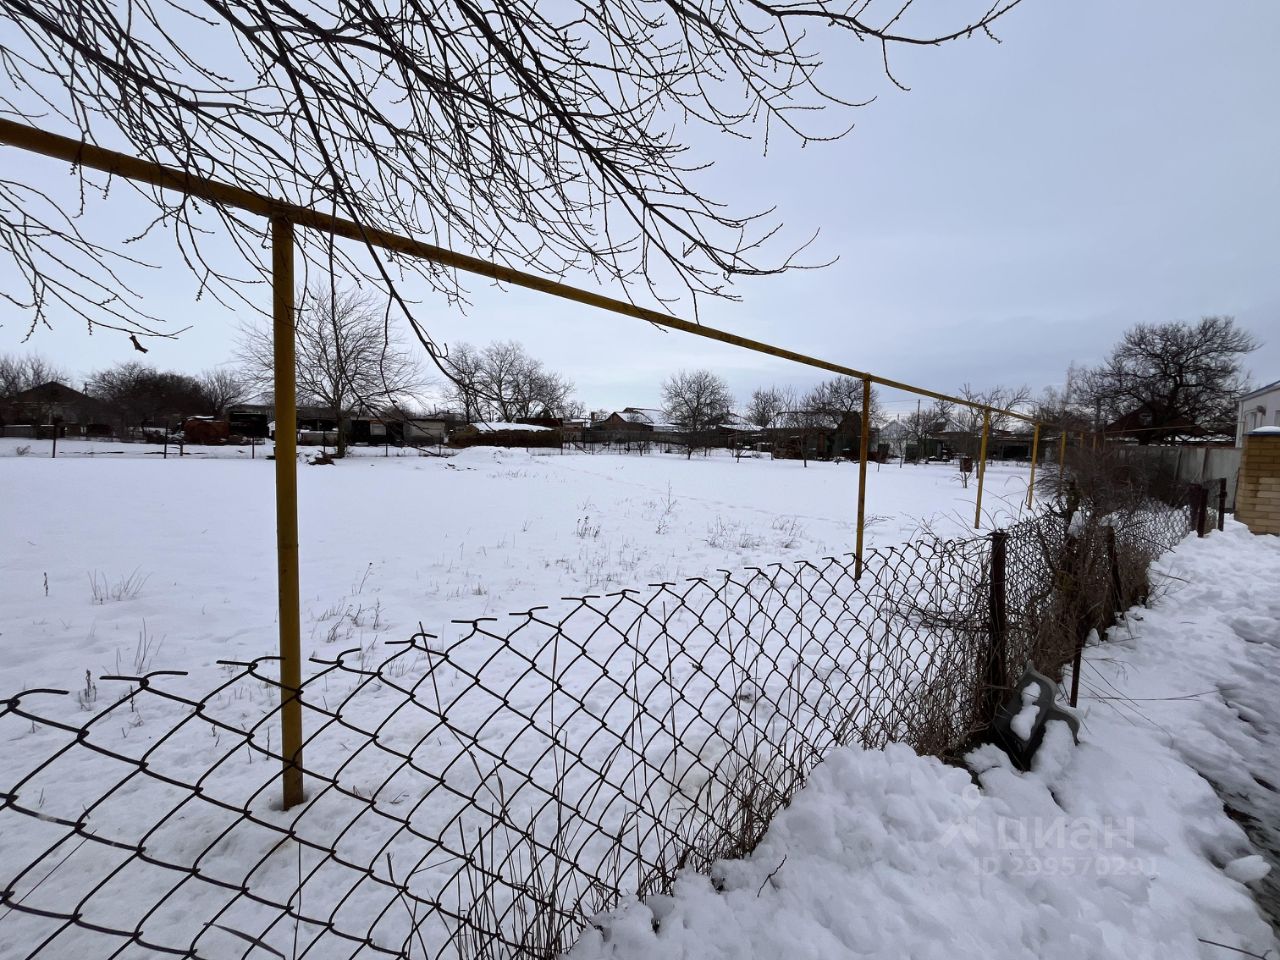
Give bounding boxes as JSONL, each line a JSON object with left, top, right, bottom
{"left": 1026, "top": 422, "right": 1041, "bottom": 509}
{"left": 1105, "top": 524, "right": 1123, "bottom": 618}
{"left": 973, "top": 410, "right": 990, "bottom": 529}
{"left": 985, "top": 529, "right": 1008, "bottom": 722}
{"left": 1190, "top": 483, "right": 1207, "bottom": 538}
{"left": 272, "top": 215, "right": 304, "bottom": 809}
{"left": 1217, "top": 477, "right": 1227, "bottom": 531}
{"left": 855, "top": 378, "right": 871, "bottom": 579}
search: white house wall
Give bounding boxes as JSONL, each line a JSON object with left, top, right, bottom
{"left": 1237, "top": 382, "right": 1280, "bottom": 444}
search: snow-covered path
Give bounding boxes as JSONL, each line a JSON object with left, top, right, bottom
{"left": 569, "top": 521, "right": 1280, "bottom": 960}
{"left": 1083, "top": 521, "right": 1280, "bottom": 934}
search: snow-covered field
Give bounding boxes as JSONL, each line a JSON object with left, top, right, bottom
{"left": 570, "top": 522, "right": 1280, "bottom": 960}
{"left": 0, "top": 437, "right": 1036, "bottom": 695}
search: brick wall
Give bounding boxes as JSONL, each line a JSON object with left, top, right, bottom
{"left": 1236, "top": 432, "right": 1280, "bottom": 535}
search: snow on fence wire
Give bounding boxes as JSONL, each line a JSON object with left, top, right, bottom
{"left": 0, "top": 504, "right": 1200, "bottom": 960}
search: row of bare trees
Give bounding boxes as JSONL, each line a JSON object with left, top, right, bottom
{"left": 4, "top": 284, "right": 588, "bottom": 457}
{"left": 655, "top": 371, "right": 885, "bottom": 461}
{"left": 0, "top": 354, "right": 69, "bottom": 398}
{"left": 659, "top": 368, "right": 1039, "bottom": 463}
{"left": 10, "top": 310, "right": 1258, "bottom": 457}
{"left": 84, "top": 365, "right": 252, "bottom": 437}
{"left": 1, "top": 352, "right": 253, "bottom": 436}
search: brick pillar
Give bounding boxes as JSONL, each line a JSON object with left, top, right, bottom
{"left": 1236, "top": 429, "right": 1280, "bottom": 535}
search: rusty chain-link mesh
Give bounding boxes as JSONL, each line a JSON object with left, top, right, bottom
{"left": 1000, "top": 502, "right": 1193, "bottom": 682}
{"left": 0, "top": 501, "right": 1202, "bottom": 960}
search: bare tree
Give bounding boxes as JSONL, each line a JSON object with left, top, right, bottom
{"left": 1031, "top": 363, "right": 1093, "bottom": 441}
{"left": 955, "top": 383, "right": 1032, "bottom": 457}
{"left": 1080, "top": 317, "right": 1258, "bottom": 443}
{"left": 745, "top": 384, "right": 791, "bottom": 460}
{"left": 747, "top": 386, "right": 789, "bottom": 431}
{"left": 904, "top": 399, "right": 954, "bottom": 460}
{"left": 780, "top": 402, "right": 826, "bottom": 467}
{"left": 0, "top": 354, "right": 69, "bottom": 397}
{"left": 443, "top": 344, "right": 485, "bottom": 424}
{"left": 237, "top": 285, "right": 424, "bottom": 457}
{"left": 444, "top": 341, "right": 576, "bottom": 423}
{"left": 805, "top": 376, "right": 883, "bottom": 426}
{"left": 199, "top": 369, "right": 251, "bottom": 417}
{"left": 662, "top": 369, "right": 733, "bottom": 458}
{"left": 2, "top": 0, "right": 1023, "bottom": 363}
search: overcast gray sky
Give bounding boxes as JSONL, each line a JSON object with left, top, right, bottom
{"left": 3, "top": 0, "right": 1277, "bottom": 419}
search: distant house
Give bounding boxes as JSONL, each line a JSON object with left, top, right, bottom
{"left": 232, "top": 403, "right": 451, "bottom": 446}
{"left": 935, "top": 428, "right": 1034, "bottom": 461}
{"left": 591, "top": 407, "right": 682, "bottom": 444}
{"left": 0, "top": 381, "right": 109, "bottom": 438}
{"left": 769, "top": 411, "right": 871, "bottom": 462}
{"left": 876, "top": 415, "right": 952, "bottom": 462}
{"left": 228, "top": 405, "right": 272, "bottom": 439}
{"left": 398, "top": 417, "right": 448, "bottom": 444}
{"left": 1238, "top": 380, "right": 1280, "bottom": 444}
{"left": 714, "top": 412, "right": 756, "bottom": 438}
{"left": 620, "top": 407, "right": 680, "bottom": 433}
{"left": 450, "top": 421, "right": 560, "bottom": 449}
{"left": 592, "top": 412, "right": 644, "bottom": 435}
{"left": 1105, "top": 402, "right": 1234, "bottom": 445}
{"left": 879, "top": 419, "right": 909, "bottom": 448}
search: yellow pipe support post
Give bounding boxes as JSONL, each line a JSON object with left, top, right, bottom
{"left": 973, "top": 411, "right": 991, "bottom": 529}
{"left": 855, "top": 379, "right": 872, "bottom": 579}
{"left": 1026, "top": 423, "right": 1041, "bottom": 510}
{"left": 272, "top": 216, "right": 304, "bottom": 809}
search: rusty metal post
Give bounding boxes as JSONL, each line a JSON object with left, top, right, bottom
{"left": 973, "top": 410, "right": 990, "bottom": 529}
{"left": 985, "top": 529, "right": 1009, "bottom": 721}
{"left": 1026, "top": 422, "right": 1041, "bottom": 509}
{"left": 1217, "top": 477, "right": 1227, "bottom": 531}
{"left": 1058, "top": 428, "right": 1067, "bottom": 474}
{"left": 855, "top": 379, "right": 871, "bottom": 579}
{"left": 1190, "top": 483, "right": 1207, "bottom": 538}
{"left": 272, "top": 215, "right": 304, "bottom": 809}
{"left": 1067, "top": 526, "right": 1091, "bottom": 709}
{"left": 1105, "top": 525, "right": 1123, "bottom": 620}
{"left": 1069, "top": 638, "right": 1084, "bottom": 708}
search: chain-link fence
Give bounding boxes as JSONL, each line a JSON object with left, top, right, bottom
{"left": 0, "top": 496, "right": 1206, "bottom": 960}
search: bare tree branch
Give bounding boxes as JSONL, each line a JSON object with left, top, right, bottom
{"left": 2, "top": 0, "right": 1022, "bottom": 363}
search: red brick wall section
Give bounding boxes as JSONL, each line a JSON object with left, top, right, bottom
{"left": 1236, "top": 433, "right": 1280, "bottom": 535}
